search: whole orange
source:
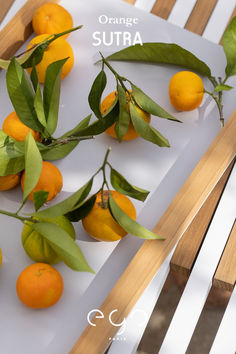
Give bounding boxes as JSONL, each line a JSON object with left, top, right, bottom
{"left": 16, "top": 262, "right": 63, "bottom": 309}
{"left": 26, "top": 34, "right": 74, "bottom": 83}
{"left": 0, "top": 173, "right": 20, "bottom": 191}
{"left": 169, "top": 71, "right": 204, "bottom": 111}
{"left": 82, "top": 190, "right": 136, "bottom": 242}
{"left": 2, "top": 112, "right": 40, "bottom": 142}
{"left": 21, "top": 161, "right": 63, "bottom": 202}
{"left": 101, "top": 91, "right": 151, "bottom": 141}
{"left": 32, "top": 3, "right": 73, "bottom": 38}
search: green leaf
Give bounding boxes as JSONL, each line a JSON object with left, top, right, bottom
{"left": 30, "top": 64, "right": 39, "bottom": 92}
{"left": 66, "top": 194, "right": 96, "bottom": 222}
{"left": 74, "top": 103, "right": 119, "bottom": 137}
{"left": 222, "top": 17, "right": 236, "bottom": 78}
{"left": 33, "top": 191, "right": 49, "bottom": 211}
{"left": 106, "top": 43, "right": 212, "bottom": 78}
{"left": 32, "top": 222, "right": 94, "bottom": 272}
{"left": 131, "top": 84, "right": 181, "bottom": 122}
{"left": 109, "top": 194, "right": 164, "bottom": 240}
{"left": 0, "top": 131, "right": 25, "bottom": 176}
{"left": 22, "top": 43, "right": 48, "bottom": 69}
{"left": 34, "top": 179, "right": 93, "bottom": 218}
{"left": 41, "top": 141, "right": 79, "bottom": 161}
{"left": 6, "top": 58, "right": 43, "bottom": 132}
{"left": 34, "top": 84, "right": 47, "bottom": 129}
{"left": 214, "top": 84, "right": 233, "bottom": 92}
{"left": 60, "top": 114, "right": 92, "bottom": 138}
{"left": 115, "top": 85, "right": 130, "bottom": 141}
{"left": 110, "top": 168, "right": 149, "bottom": 202}
{"left": 23, "top": 132, "right": 43, "bottom": 202}
{"left": 88, "top": 70, "right": 107, "bottom": 118}
{"left": 43, "top": 58, "right": 68, "bottom": 135}
{"left": 129, "top": 103, "right": 170, "bottom": 147}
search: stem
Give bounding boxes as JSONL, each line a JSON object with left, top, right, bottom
{"left": 100, "top": 147, "right": 112, "bottom": 208}
{"left": 205, "top": 77, "right": 225, "bottom": 127}
{"left": 46, "top": 135, "right": 93, "bottom": 148}
{"left": 99, "top": 52, "right": 134, "bottom": 102}
{"left": 0, "top": 209, "right": 34, "bottom": 223}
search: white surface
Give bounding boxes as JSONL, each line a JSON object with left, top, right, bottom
{"left": 203, "top": 0, "right": 236, "bottom": 43}
{"left": 159, "top": 165, "right": 236, "bottom": 354}
{"left": 135, "top": 0, "right": 156, "bottom": 12}
{"left": 210, "top": 284, "right": 236, "bottom": 354}
{"left": 0, "top": 1, "right": 236, "bottom": 353}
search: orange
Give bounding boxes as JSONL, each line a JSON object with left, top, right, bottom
{"left": 82, "top": 190, "right": 136, "bottom": 242}
{"left": 26, "top": 34, "right": 74, "bottom": 83}
{"left": 101, "top": 91, "right": 151, "bottom": 141}
{"left": 2, "top": 112, "right": 41, "bottom": 142}
{"left": 32, "top": 3, "right": 73, "bottom": 38}
{"left": 22, "top": 216, "right": 75, "bottom": 264}
{"left": 169, "top": 71, "right": 204, "bottom": 111}
{"left": 16, "top": 262, "right": 63, "bottom": 309}
{"left": 0, "top": 173, "right": 20, "bottom": 191}
{"left": 21, "top": 161, "right": 63, "bottom": 202}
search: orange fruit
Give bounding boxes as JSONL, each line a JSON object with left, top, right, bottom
{"left": 2, "top": 112, "right": 40, "bottom": 142}
{"left": 169, "top": 71, "right": 204, "bottom": 111}
{"left": 16, "top": 262, "right": 63, "bottom": 309}
{"left": 82, "top": 190, "right": 136, "bottom": 242}
{"left": 0, "top": 173, "right": 20, "bottom": 191}
{"left": 22, "top": 216, "right": 75, "bottom": 264}
{"left": 101, "top": 91, "right": 151, "bottom": 141}
{"left": 26, "top": 34, "right": 74, "bottom": 83}
{"left": 21, "top": 161, "right": 63, "bottom": 202}
{"left": 32, "top": 3, "right": 73, "bottom": 38}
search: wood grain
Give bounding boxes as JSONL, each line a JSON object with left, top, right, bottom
{"left": 185, "top": 0, "right": 218, "bottom": 35}
{"left": 0, "top": 0, "right": 15, "bottom": 25}
{"left": 70, "top": 110, "right": 236, "bottom": 354}
{"left": 213, "top": 221, "right": 236, "bottom": 291}
{"left": 151, "top": 0, "right": 176, "bottom": 19}
{"left": 170, "top": 159, "right": 235, "bottom": 276}
{"left": 0, "top": 0, "right": 59, "bottom": 60}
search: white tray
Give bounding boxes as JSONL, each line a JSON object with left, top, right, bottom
{"left": 0, "top": 0, "right": 235, "bottom": 353}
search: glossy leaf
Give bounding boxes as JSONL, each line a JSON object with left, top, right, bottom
{"left": 61, "top": 115, "right": 92, "bottom": 138}
{"left": 106, "top": 43, "right": 211, "bottom": 78}
{"left": 66, "top": 194, "right": 96, "bottom": 222}
{"left": 88, "top": 70, "right": 107, "bottom": 118}
{"left": 129, "top": 103, "right": 170, "bottom": 147}
{"left": 0, "top": 131, "right": 25, "bottom": 176}
{"left": 222, "top": 17, "right": 236, "bottom": 78}
{"left": 115, "top": 85, "right": 130, "bottom": 141}
{"left": 30, "top": 64, "right": 39, "bottom": 92}
{"left": 131, "top": 84, "right": 181, "bottom": 122}
{"left": 23, "top": 133, "right": 43, "bottom": 202}
{"left": 33, "top": 222, "right": 94, "bottom": 272}
{"left": 214, "top": 84, "right": 233, "bottom": 92}
{"left": 34, "top": 84, "right": 47, "bottom": 129}
{"left": 34, "top": 179, "right": 93, "bottom": 218}
{"left": 6, "top": 58, "right": 43, "bottom": 132}
{"left": 43, "top": 58, "right": 68, "bottom": 135}
{"left": 109, "top": 194, "right": 164, "bottom": 240}
{"left": 33, "top": 191, "right": 49, "bottom": 211}
{"left": 41, "top": 141, "right": 79, "bottom": 161}
{"left": 110, "top": 168, "right": 149, "bottom": 202}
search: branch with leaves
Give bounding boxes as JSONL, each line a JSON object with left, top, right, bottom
{"left": 105, "top": 17, "right": 236, "bottom": 128}
{"left": 88, "top": 53, "right": 181, "bottom": 147}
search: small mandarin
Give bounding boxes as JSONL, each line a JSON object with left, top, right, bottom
{"left": 2, "top": 112, "right": 40, "bottom": 142}
{"left": 0, "top": 173, "right": 21, "bottom": 191}
{"left": 21, "top": 161, "right": 63, "bottom": 202}
{"left": 101, "top": 91, "right": 151, "bottom": 141}
{"left": 26, "top": 34, "right": 74, "bottom": 83}
{"left": 16, "top": 263, "right": 63, "bottom": 309}
{"left": 169, "top": 71, "right": 204, "bottom": 111}
{"left": 82, "top": 190, "right": 136, "bottom": 242}
{"left": 32, "top": 3, "right": 73, "bottom": 38}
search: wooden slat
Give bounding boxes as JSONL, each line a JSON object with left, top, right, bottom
{"left": 151, "top": 0, "right": 176, "bottom": 19}
{"left": 70, "top": 110, "right": 236, "bottom": 354}
{"left": 213, "top": 221, "right": 236, "bottom": 291}
{"left": 0, "top": 0, "right": 59, "bottom": 60}
{"left": 0, "top": 0, "right": 15, "bottom": 25}
{"left": 185, "top": 0, "right": 218, "bottom": 35}
{"left": 170, "top": 159, "right": 235, "bottom": 276}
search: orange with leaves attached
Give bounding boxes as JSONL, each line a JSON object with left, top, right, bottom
{"left": 82, "top": 190, "right": 136, "bottom": 242}
{"left": 2, "top": 112, "right": 40, "bottom": 142}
